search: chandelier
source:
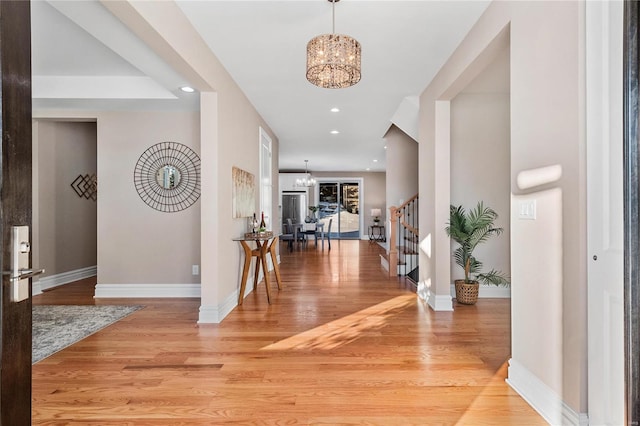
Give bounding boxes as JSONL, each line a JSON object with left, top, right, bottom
{"left": 296, "top": 160, "right": 317, "bottom": 187}
{"left": 306, "top": 0, "right": 361, "bottom": 89}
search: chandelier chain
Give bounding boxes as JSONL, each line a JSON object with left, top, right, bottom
{"left": 332, "top": 0, "right": 335, "bottom": 34}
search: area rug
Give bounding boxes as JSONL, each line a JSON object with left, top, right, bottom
{"left": 32, "top": 305, "right": 142, "bottom": 364}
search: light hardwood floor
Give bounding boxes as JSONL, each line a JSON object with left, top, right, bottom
{"left": 32, "top": 240, "right": 545, "bottom": 425}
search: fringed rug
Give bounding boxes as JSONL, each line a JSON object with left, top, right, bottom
{"left": 32, "top": 305, "right": 142, "bottom": 364}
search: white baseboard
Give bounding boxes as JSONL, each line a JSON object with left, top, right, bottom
{"left": 449, "top": 283, "right": 511, "bottom": 298}
{"left": 197, "top": 305, "right": 220, "bottom": 324}
{"left": 33, "top": 265, "right": 97, "bottom": 295}
{"left": 416, "top": 281, "right": 453, "bottom": 311}
{"left": 380, "top": 254, "right": 390, "bottom": 272}
{"left": 199, "top": 268, "right": 275, "bottom": 323}
{"left": 428, "top": 294, "right": 454, "bottom": 311}
{"left": 507, "top": 359, "right": 588, "bottom": 426}
{"left": 94, "top": 283, "right": 200, "bottom": 298}
{"left": 198, "top": 290, "right": 238, "bottom": 324}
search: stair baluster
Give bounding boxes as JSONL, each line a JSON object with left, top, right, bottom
{"left": 387, "top": 194, "right": 419, "bottom": 281}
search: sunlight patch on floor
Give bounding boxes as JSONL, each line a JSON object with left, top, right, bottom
{"left": 454, "top": 361, "right": 547, "bottom": 425}
{"left": 260, "top": 294, "right": 416, "bottom": 351}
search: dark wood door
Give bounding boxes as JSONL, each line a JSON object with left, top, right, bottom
{"left": 0, "top": 1, "right": 33, "bottom": 425}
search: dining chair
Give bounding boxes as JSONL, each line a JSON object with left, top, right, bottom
{"left": 286, "top": 218, "right": 306, "bottom": 246}
{"left": 302, "top": 222, "right": 317, "bottom": 247}
{"left": 280, "top": 222, "right": 295, "bottom": 252}
{"left": 320, "top": 218, "right": 333, "bottom": 250}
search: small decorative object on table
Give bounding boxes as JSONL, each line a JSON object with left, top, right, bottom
{"left": 308, "top": 205, "right": 319, "bottom": 222}
{"left": 245, "top": 212, "right": 272, "bottom": 238}
{"left": 259, "top": 211, "right": 267, "bottom": 231}
{"left": 244, "top": 230, "right": 273, "bottom": 239}
{"left": 250, "top": 213, "right": 259, "bottom": 233}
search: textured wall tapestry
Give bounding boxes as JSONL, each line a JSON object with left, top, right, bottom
{"left": 232, "top": 166, "right": 255, "bottom": 218}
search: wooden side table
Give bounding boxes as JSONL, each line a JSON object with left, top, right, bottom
{"left": 369, "top": 225, "right": 386, "bottom": 242}
{"left": 233, "top": 234, "right": 282, "bottom": 305}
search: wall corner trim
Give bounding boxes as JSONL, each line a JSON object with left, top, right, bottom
{"left": 198, "top": 291, "right": 238, "bottom": 324}
{"left": 197, "top": 305, "right": 220, "bottom": 324}
{"left": 417, "top": 281, "right": 454, "bottom": 311}
{"left": 427, "top": 294, "right": 454, "bottom": 311}
{"left": 94, "top": 283, "right": 200, "bottom": 298}
{"left": 506, "top": 358, "right": 588, "bottom": 426}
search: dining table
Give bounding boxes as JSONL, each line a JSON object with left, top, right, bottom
{"left": 294, "top": 222, "right": 326, "bottom": 249}
{"left": 233, "top": 233, "right": 282, "bottom": 305}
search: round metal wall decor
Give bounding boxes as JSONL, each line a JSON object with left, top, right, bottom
{"left": 134, "top": 141, "right": 201, "bottom": 213}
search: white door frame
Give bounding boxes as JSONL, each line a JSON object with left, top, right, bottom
{"left": 586, "top": 1, "right": 625, "bottom": 424}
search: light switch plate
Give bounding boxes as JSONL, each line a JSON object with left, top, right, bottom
{"left": 518, "top": 200, "right": 537, "bottom": 220}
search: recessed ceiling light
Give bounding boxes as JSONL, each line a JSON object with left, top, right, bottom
{"left": 366, "top": 168, "right": 371, "bottom": 171}
{"left": 330, "top": 107, "right": 340, "bottom": 112}
{"left": 373, "top": 159, "right": 378, "bottom": 162}
{"left": 330, "top": 130, "right": 340, "bottom": 134}
{"left": 384, "top": 145, "right": 387, "bottom": 149}
{"left": 180, "top": 86, "right": 195, "bottom": 93}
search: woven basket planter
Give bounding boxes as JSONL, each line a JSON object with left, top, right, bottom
{"left": 454, "top": 280, "right": 479, "bottom": 305}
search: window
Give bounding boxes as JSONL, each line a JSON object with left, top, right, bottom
{"left": 259, "top": 127, "right": 272, "bottom": 229}
{"left": 317, "top": 179, "right": 362, "bottom": 239}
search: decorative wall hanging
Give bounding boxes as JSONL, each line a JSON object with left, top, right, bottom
{"left": 133, "top": 141, "right": 201, "bottom": 213}
{"left": 232, "top": 166, "right": 255, "bottom": 218}
{"left": 71, "top": 173, "right": 97, "bottom": 201}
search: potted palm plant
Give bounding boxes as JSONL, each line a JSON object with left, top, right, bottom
{"left": 445, "top": 201, "right": 510, "bottom": 305}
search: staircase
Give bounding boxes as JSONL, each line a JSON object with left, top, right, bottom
{"left": 381, "top": 194, "right": 419, "bottom": 283}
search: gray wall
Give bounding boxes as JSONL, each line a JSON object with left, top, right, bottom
{"left": 384, "top": 125, "right": 419, "bottom": 212}
{"left": 35, "top": 120, "right": 97, "bottom": 278}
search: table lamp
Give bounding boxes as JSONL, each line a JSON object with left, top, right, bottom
{"left": 371, "top": 208, "right": 382, "bottom": 224}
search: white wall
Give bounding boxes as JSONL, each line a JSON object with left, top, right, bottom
{"left": 419, "top": 0, "right": 586, "bottom": 419}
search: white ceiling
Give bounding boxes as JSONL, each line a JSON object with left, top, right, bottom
{"left": 31, "top": 0, "right": 491, "bottom": 172}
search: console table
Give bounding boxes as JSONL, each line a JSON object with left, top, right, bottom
{"left": 369, "top": 225, "right": 386, "bottom": 242}
{"left": 233, "top": 234, "right": 282, "bottom": 305}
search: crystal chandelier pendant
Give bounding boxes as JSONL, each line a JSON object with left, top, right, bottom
{"left": 306, "top": 0, "right": 361, "bottom": 89}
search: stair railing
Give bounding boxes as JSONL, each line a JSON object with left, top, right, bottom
{"left": 388, "top": 194, "right": 419, "bottom": 278}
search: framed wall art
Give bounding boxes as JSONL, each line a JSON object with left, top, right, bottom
{"left": 232, "top": 166, "right": 255, "bottom": 218}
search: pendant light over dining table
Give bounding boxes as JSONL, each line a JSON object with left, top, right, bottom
{"left": 306, "top": 0, "right": 361, "bottom": 89}
{"left": 296, "top": 160, "right": 316, "bottom": 187}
